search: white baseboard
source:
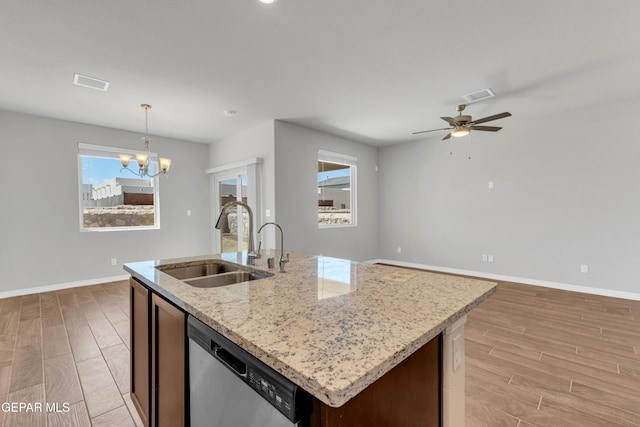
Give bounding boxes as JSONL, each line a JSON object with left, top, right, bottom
{"left": 369, "top": 259, "right": 640, "bottom": 302}
{"left": 0, "top": 274, "right": 131, "bottom": 299}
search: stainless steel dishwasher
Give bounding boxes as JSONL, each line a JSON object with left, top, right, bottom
{"left": 188, "top": 315, "right": 312, "bottom": 427}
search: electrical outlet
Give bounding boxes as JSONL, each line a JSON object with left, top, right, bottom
{"left": 488, "top": 181, "right": 494, "bottom": 189}
{"left": 111, "top": 258, "right": 117, "bottom": 266}
{"left": 266, "top": 209, "right": 271, "bottom": 217}
{"left": 186, "top": 210, "right": 192, "bottom": 216}
{"left": 581, "top": 264, "right": 589, "bottom": 273}
{"left": 397, "top": 247, "right": 402, "bottom": 253}
{"left": 488, "top": 255, "right": 494, "bottom": 263}
{"left": 482, "top": 254, "right": 488, "bottom": 262}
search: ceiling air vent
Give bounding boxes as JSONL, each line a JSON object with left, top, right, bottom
{"left": 73, "top": 73, "right": 110, "bottom": 91}
{"left": 462, "top": 88, "right": 495, "bottom": 103}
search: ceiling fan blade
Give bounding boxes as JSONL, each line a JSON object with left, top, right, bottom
{"left": 470, "top": 112, "right": 512, "bottom": 125}
{"left": 442, "top": 133, "right": 452, "bottom": 141}
{"left": 470, "top": 125, "right": 502, "bottom": 132}
{"left": 440, "top": 116, "right": 458, "bottom": 126}
{"left": 412, "top": 127, "right": 452, "bottom": 135}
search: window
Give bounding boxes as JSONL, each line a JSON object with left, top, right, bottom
{"left": 78, "top": 143, "right": 160, "bottom": 231}
{"left": 317, "top": 150, "right": 357, "bottom": 227}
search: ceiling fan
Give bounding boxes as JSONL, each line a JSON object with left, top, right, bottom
{"left": 413, "top": 104, "right": 512, "bottom": 140}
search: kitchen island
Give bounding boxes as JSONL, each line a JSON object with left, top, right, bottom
{"left": 125, "top": 251, "right": 496, "bottom": 426}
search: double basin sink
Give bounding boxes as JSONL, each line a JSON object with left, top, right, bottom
{"left": 156, "top": 259, "right": 273, "bottom": 288}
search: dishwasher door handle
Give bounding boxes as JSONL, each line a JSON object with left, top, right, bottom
{"left": 212, "top": 341, "right": 248, "bottom": 378}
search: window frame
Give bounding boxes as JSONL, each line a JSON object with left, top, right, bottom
{"left": 77, "top": 142, "right": 161, "bottom": 232}
{"left": 317, "top": 149, "right": 357, "bottom": 229}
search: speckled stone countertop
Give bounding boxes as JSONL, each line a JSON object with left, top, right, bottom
{"left": 124, "top": 251, "right": 496, "bottom": 407}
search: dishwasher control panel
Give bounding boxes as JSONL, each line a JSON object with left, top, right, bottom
{"left": 248, "top": 367, "right": 296, "bottom": 419}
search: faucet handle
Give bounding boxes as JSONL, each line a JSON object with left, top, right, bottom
{"left": 255, "top": 241, "right": 262, "bottom": 258}
{"left": 278, "top": 259, "right": 288, "bottom": 273}
{"left": 278, "top": 253, "right": 290, "bottom": 273}
{"left": 247, "top": 241, "right": 261, "bottom": 265}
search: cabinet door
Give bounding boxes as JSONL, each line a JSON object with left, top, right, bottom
{"left": 312, "top": 334, "right": 441, "bottom": 427}
{"left": 151, "top": 293, "right": 186, "bottom": 427}
{"left": 130, "top": 278, "right": 150, "bottom": 427}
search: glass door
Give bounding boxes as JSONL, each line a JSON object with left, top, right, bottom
{"left": 208, "top": 158, "right": 262, "bottom": 254}
{"left": 216, "top": 174, "right": 249, "bottom": 253}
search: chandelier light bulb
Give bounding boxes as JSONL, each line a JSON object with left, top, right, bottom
{"left": 119, "top": 154, "right": 132, "bottom": 167}
{"left": 135, "top": 153, "right": 149, "bottom": 167}
{"left": 160, "top": 158, "right": 172, "bottom": 173}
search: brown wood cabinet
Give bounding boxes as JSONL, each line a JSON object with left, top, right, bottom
{"left": 151, "top": 293, "right": 186, "bottom": 427}
{"left": 309, "top": 334, "right": 441, "bottom": 427}
{"left": 130, "top": 278, "right": 150, "bottom": 426}
{"left": 130, "top": 278, "right": 187, "bottom": 427}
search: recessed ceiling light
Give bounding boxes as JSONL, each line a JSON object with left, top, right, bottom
{"left": 73, "top": 73, "right": 110, "bottom": 91}
{"left": 462, "top": 88, "right": 495, "bottom": 103}
{"left": 259, "top": 0, "right": 277, "bottom": 3}
{"left": 223, "top": 110, "right": 237, "bottom": 117}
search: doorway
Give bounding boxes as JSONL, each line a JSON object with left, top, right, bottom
{"left": 217, "top": 175, "right": 249, "bottom": 253}
{"left": 208, "top": 158, "right": 262, "bottom": 254}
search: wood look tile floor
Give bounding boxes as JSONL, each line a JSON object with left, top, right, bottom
{"left": 466, "top": 281, "right": 640, "bottom": 427}
{"left": 0, "top": 278, "right": 639, "bottom": 426}
{"left": 0, "top": 280, "right": 142, "bottom": 427}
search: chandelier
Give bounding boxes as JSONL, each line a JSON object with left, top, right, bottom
{"left": 119, "top": 104, "right": 172, "bottom": 177}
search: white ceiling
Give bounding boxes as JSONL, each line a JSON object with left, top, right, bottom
{"left": 1, "top": 0, "right": 639, "bottom": 146}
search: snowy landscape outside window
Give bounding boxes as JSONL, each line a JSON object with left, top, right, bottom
{"left": 317, "top": 150, "right": 357, "bottom": 228}
{"left": 78, "top": 143, "right": 160, "bottom": 231}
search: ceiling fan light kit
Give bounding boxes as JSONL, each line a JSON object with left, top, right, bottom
{"left": 451, "top": 127, "right": 470, "bottom": 138}
{"left": 413, "top": 103, "right": 512, "bottom": 140}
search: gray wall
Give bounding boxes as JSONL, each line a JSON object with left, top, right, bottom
{"left": 274, "top": 121, "right": 379, "bottom": 261}
{"left": 377, "top": 98, "right": 640, "bottom": 294}
{"left": 4, "top": 99, "right": 636, "bottom": 296}
{"left": 0, "top": 110, "right": 211, "bottom": 293}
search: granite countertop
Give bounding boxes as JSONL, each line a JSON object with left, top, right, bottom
{"left": 124, "top": 251, "right": 496, "bottom": 407}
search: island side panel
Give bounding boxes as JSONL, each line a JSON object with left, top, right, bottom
{"left": 310, "top": 334, "right": 441, "bottom": 427}
{"left": 442, "top": 315, "right": 467, "bottom": 427}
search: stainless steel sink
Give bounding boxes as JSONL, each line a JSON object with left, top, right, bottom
{"left": 156, "top": 259, "right": 273, "bottom": 288}
{"left": 184, "top": 271, "right": 268, "bottom": 288}
{"left": 157, "top": 261, "right": 238, "bottom": 280}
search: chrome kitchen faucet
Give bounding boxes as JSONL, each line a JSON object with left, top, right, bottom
{"left": 215, "top": 201, "right": 261, "bottom": 265}
{"left": 258, "top": 222, "right": 289, "bottom": 273}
